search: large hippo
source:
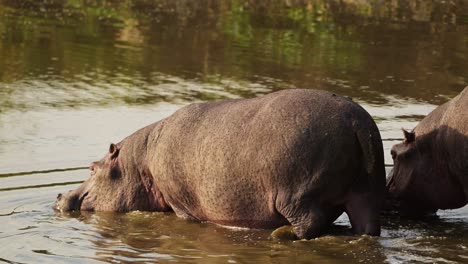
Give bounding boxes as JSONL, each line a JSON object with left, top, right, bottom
{"left": 55, "top": 89, "right": 386, "bottom": 239}
{"left": 386, "top": 87, "right": 468, "bottom": 216}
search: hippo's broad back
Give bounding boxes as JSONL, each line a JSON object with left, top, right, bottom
{"left": 56, "top": 89, "right": 386, "bottom": 239}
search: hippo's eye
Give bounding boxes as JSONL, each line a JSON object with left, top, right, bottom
{"left": 90, "top": 165, "right": 96, "bottom": 176}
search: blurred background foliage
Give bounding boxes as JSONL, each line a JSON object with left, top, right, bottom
{"left": 0, "top": 0, "right": 467, "bottom": 105}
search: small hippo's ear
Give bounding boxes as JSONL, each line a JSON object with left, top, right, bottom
{"left": 402, "top": 129, "right": 415, "bottom": 143}
{"left": 109, "top": 143, "right": 120, "bottom": 159}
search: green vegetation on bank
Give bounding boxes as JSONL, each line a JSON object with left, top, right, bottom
{"left": 0, "top": 0, "right": 466, "bottom": 105}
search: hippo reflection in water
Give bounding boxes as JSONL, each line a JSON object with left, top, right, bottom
{"left": 55, "top": 89, "right": 386, "bottom": 239}
{"left": 386, "top": 87, "right": 468, "bottom": 217}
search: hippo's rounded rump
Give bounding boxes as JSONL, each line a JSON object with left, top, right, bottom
{"left": 148, "top": 89, "right": 385, "bottom": 238}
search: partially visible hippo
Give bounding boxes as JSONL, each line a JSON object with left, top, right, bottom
{"left": 55, "top": 89, "right": 386, "bottom": 239}
{"left": 386, "top": 87, "right": 468, "bottom": 216}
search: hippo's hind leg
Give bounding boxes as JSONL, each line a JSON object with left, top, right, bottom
{"left": 283, "top": 207, "right": 326, "bottom": 239}
{"left": 277, "top": 203, "right": 343, "bottom": 239}
{"left": 344, "top": 192, "right": 380, "bottom": 236}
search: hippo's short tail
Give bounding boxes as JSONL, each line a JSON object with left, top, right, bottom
{"left": 343, "top": 119, "right": 386, "bottom": 236}
{"left": 354, "top": 127, "right": 386, "bottom": 199}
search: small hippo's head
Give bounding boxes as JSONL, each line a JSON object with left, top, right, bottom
{"left": 385, "top": 129, "right": 435, "bottom": 216}
{"left": 385, "top": 128, "right": 465, "bottom": 217}
{"left": 55, "top": 142, "right": 169, "bottom": 213}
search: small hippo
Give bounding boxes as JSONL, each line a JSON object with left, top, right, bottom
{"left": 386, "top": 87, "right": 468, "bottom": 216}
{"left": 55, "top": 89, "right": 386, "bottom": 239}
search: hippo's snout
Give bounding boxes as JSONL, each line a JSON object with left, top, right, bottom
{"left": 383, "top": 168, "right": 400, "bottom": 213}
{"left": 54, "top": 191, "right": 84, "bottom": 212}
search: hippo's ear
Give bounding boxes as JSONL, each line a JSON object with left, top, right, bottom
{"left": 402, "top": 129, "right": 415, "bottom": 143}
{"left": 109, "top": 143, "right": 120, "bottom": 159}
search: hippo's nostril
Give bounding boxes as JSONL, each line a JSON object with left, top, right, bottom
{"left": 57, "top": 193, "right": 62, "bottom": 200}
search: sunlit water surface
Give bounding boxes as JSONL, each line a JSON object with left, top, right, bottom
{"left": 1, "top": 1, "right": 467, "bottom": 263}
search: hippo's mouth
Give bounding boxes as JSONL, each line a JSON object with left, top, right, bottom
{"left": 77, "top": 191, "right": 89, "bottom": 209}
{"left": 54, "top": 191, "right": 89, "bottom": 212}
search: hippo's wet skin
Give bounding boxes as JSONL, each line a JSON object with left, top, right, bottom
{"left": 56, "top": 89, "right": 386, "bottom": 239}
{"left": 386, "top": 87, "right": 468, "bottom": 217}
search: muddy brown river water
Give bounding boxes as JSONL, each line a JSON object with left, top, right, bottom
{"left": 0, "top": 1, "right": 467, "bottom": 263}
